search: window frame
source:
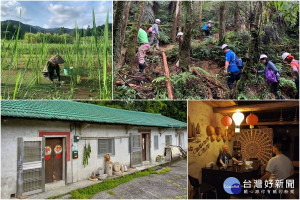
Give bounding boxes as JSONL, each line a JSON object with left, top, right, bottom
{"left": 165, "top": 135, "right": 172, "bottom": 146}
{"left": 98, "top": 138, "right": 115, "bottom": 156}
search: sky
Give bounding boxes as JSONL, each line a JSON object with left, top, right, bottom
{"left": 1, "top": 1, "right": 112, "bottom": 29}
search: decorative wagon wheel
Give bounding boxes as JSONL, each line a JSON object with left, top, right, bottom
{"left": 239, "top": 129, "right": 273, "bottom": 166}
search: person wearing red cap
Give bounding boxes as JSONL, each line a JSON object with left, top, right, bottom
{"left": 282, "top": 52, "right": 299, "bottom": 98}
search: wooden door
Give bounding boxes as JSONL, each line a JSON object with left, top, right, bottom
{"left": 45, "top": 138, "right": 63, "bottom": 183}
{"left": 142, "top": 134, "right": 146, "bottom": 161}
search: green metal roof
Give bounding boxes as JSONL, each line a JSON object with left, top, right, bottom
{"left": 1, "top": 100, "right": 187, "bottom": 128}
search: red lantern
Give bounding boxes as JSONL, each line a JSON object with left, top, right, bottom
{"left": 221, "top": 115, "right": 232, "bottom": 129}
{"left": 246, "top": 113, "right": 258, "bottom": 129}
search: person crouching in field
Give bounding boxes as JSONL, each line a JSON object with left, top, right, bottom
{"left": 43, "top": 53, "right": 64, "bottom": 84}
{"left": 137, "top": 25, "right": 150, "bottom": 73}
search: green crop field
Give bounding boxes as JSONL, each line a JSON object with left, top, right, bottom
{"left": 1, "top": 10, "right": 112, "bottom": 100}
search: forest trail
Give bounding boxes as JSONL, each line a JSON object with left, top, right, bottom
{"left": 117, "top": 43, "right": 231, "bottom": 99}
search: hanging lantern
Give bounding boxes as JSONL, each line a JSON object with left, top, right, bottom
{"left": 221, "top": 115, "right": 232, "bottom": 134}
{"left": 232, "top": 110, "right": 244, "bottom": 133}
{"left": 246, "top": 113, "right": 258, "bottom": 129}
{"left": 221, "top": 115, "right": 232, "bottom": 129}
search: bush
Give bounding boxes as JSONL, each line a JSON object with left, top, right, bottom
{"left": 24, "top": 32, "right": 73, "bottom": 44}
{"left": 279, "top": 77, "right": 297, "bottom": 98}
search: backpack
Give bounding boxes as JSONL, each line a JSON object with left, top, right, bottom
{"left": 265, "top": 63, "right": 278, "bottom": 84}
{"left": 235, "top": 56, "right": 244, "bottom": 69}
{"left": 229, "top": 52, "right": 244, "bottom": 70}
{"left": 202, "top": 24, "right": 207, "bottom": 31}
{"left": 148, "top": 27, "right": 152, "bottom": 33}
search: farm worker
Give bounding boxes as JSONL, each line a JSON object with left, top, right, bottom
{"left": 149, "top": 19, "right": 161, "bottom": 50}
{"left": 202, "top": 20, "right": 212, "bottom": 41}
{"left": 47, "top": 53, "right": 64, "bottom": 84}
{"left": 137, "top": 26, "right": 150, "bottom": 73}
{"left": 175, "top": 32, "right": 183, "bottom": 67}
{"left": 255, "top": 54, "right": 283, "bottom": 99}
{"left": 281, "top": 52, "right": 299, "bottom": 98}
{"left": 221, "top": 44, "right": 241, "bottom": 90}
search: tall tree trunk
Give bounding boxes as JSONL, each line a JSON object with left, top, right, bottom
{"left": 113, "top": 1, "right": 125, "bottom": 74}
{"left": 179, "top": 1, "right": 193, "bottom": 72}
{"left": 248, "top": 1, "right": 263, "bottom": 68}
{"left": 178, "top": 2, "right": 182, "bottom": 32}
{"left": 171, "top": 0, "right": 180, "bottom": 42}
{"left": 120, "top": 1, "right": 131, "bottom": 47}
{"left": 233, "top": 2, "right": 240, "bottom": 32}
{"left": 153, "top": 1, "right": 159, "bottom": 15}
{"left": 218, "top": 2, "right": 226, "bottom": 45}
{"left": 125, "top": 1, "right": 145, "bottom": 65}
{"left": 199, "top": 0, "right": 203, "bottom": 29}
{"left": 235, "top": 1, "right": 263, "bottom": 98}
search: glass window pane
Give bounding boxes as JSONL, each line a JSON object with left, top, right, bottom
{"left": 154, "top": 135, "right": 159, "bottom": 150}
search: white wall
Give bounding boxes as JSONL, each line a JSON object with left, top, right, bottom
{"left": 1, "top": 118, "right": 187, "bottom": 199}
{"left": 1, "top": 119, "right": 71, "bottom": 199}
{"left": 72, "top": 124, "right": 131, "bottom": 182}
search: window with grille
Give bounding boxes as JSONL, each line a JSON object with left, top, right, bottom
{"left": 165, "top": 135, "right": 172, "bottom": 146}
{"left": 154, "top": 135, "right": 159, "bottom": 150}
{"left": 98, "top": 139, "right": 115, "bottom": 155}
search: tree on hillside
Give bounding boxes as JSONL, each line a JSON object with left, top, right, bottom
{"left": 125, "top": 1, "right": 146, "bottom": 65}
{"left": 58, "top": 27, "right": 66, "bottom": 35}
{"left": 171, "top": 0, "right": 181, "bottom": 42}
{"left": 235, "top": 1, "right": 263, "bottom": 98}
{"left": 85, "top": 25, "right": 92, "bottom": 36}
{"left": 218, "top": 2, "right": 226, "bottom": 45}
{"left": 179, "top": 1, "right": 193, "bottom": 72}
{"left": 113, "top": 1, "right": 125, "bottom": 74}
{"left": 233, "top": 2, "right": 240, "bottom": 32}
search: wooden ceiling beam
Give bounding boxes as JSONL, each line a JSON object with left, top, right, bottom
{"left": 213, "top": 101, "right": 299, "bottom": 114}
{"left": 241, "top": 121, "right": 299, "bottom": 126}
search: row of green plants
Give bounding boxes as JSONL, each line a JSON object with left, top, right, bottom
{"left": 24, "top": 33, "right": 73, "bottom": 44}
{"left": 49, "top": 167, "right": 171, "bottom": 199}
{"left": 1, "top": 8, "right": 111, "bottom": 100}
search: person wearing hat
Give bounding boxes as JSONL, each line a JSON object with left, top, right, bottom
{"left": 46, "top": 53, "right": 64, "bottom": 84}
{"left": 149, "top": 19, "right": 161, "bottom": 50}
{"left": 255, "top": 54, "right": 283, "bottom": 99}
{"left": 221, "top": 44, "right": 241, "bottom": 90}
{"left": 137, "top": 25, "right": 150, "bottom": 73}
{"left": 282, "top": 52, "right": 299, "bottom": 98}
{"left": 202, "top": 20, "right": 213, "bottom": 41}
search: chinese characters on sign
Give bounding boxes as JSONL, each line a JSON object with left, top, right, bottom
{"left": 242, "top": 179, "right": 295, "bottom": 195}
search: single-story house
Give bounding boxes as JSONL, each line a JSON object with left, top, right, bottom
{"left": 1, "top": 100, "right": 187, "bottom": 199}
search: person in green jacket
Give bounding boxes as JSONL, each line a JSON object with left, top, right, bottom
{"left": 137, "top": 26, "right": 150, "bottom": 73}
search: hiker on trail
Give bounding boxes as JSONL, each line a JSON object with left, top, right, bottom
{"left": 137, "top": 25, "right": 150, "bottom": 73}
{"left": 282, "top": 52, "right": 299, "bottom": 98}
{"left": 202, "top": 20, "right": 212, "bottom": 41}
{"left": 149, "top": 19, "right": 161, "bottom": 50}
{"left": 43, "top": 53, "right": 64, "bottom": 84}
{"left": 175, "top": 32, "right": 183, "bottom": 67}
{"left": 221, "top": 44, "right": 242, "bottom": 90}
{"left": 254, "top": 54, "right": 283, "bottom": 99}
